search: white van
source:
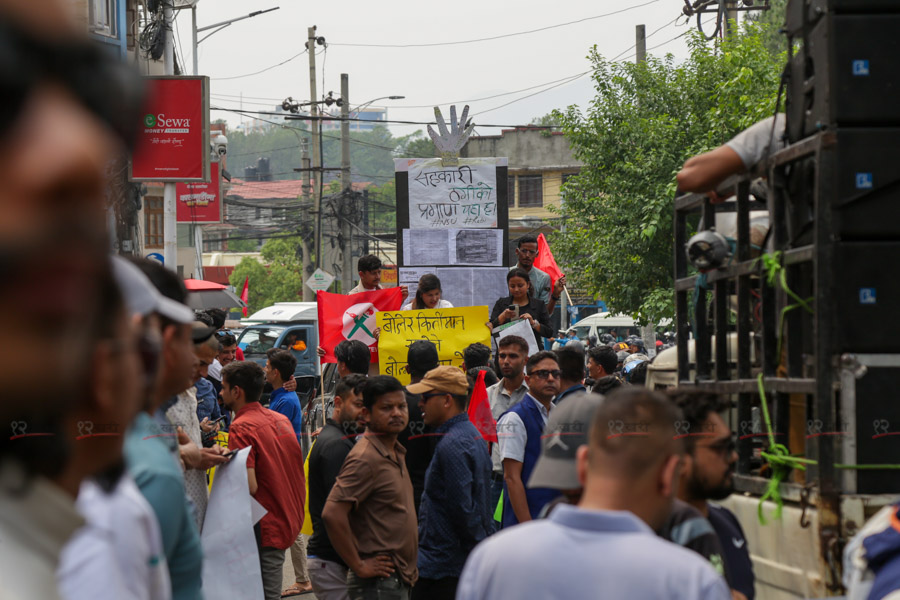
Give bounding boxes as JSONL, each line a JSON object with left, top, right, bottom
{"left": 565, "top": 312, "right": 640, "bottom": 343}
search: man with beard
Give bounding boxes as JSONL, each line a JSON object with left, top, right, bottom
{"left": 669, "top": 390, "right": 754, "bottom": 600}
{"left": 306, "top": 374, "right": 367, "bottom": 600}
{"left": 511, "top": 235, "right": 565, "bottom": 315}
{"left": 323, "top": 376, "right": 418, "bottom": 599}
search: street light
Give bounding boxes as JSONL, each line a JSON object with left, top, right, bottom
{"left": 352, "top": 95, "right": 405, "bottom": 114}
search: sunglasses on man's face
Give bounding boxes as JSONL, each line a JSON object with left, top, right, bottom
{"left": 529, "top": 369, "right": 561, "bottom": 380}
{"left": 0, "top": 19, "right": 145, "bottom": 145}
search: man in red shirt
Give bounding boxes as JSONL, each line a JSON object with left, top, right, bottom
{"left": 222, "top": 361, "right": 306, "bottom": 600}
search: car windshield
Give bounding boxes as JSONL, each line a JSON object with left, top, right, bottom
{"left": 572, "top": 326, "right": 591, "bottom": 340}
{"left": 238, "top": 326, "right": 285, "bottom": 355}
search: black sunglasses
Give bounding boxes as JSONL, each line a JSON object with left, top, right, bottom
{"left": 529, "top": 369, "right": 561, "bottom": 380}
{"left": 0, "top": 19, "right": 145, "bottom": 145}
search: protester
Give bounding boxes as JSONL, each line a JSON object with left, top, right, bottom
{"left": 528, "top": 391, "right": 605, "bottom": 512}
{"left": 497, "top": 351, "right": 561, "bottom": 526}
{"left": 307, "top": 375, "right": 368, "bottom": 600}
{"left": 193, "top": 330, "right": 224, "bottom": 442}
{"left": 660, "top": 499, "right": 728, "bottom": 580}
{"left": 0, "top": 2, "right": 143, "bottom": 594}
{"left": 587, "top": 345, "right": 618, "bottom": 392}
{"left": 553, "top": 345, "right": 587, "bottom": 404}
{"left": 398, "top": 340, "right": 440, "bottom": 515}
{"left": 207, "top": 331, "right": 237, "bottom": 392}
{"left": 668, "top": 390, "right": 755, "bottom": 600}
{"left": 490, "top": 268, "right": 553, "bottom": 348}
{"left": 466, "top": 366, "right": 499, "bottom": 393}
{"left": 309, "top": 339, "right": 372, "bottom": 433}
{"left": 349, "top": 254, "right": 408, "bottom": 301}
{"left": 456, "top": 388, "right": 731, "bottom": 599}
{"left": 205, "top": 307, "right": 245, "bottom": 361}
{"left": 323, "top": 376, "right": 418, "bottom": 599}
{"left": 401, "top": 273, "right": 452, "bottom": 311}
{"left": 485, "top": 335, "right": 530, "bottom": 516}
{"left": 843, "top": 502, "right": 900, "bottom": 600}
{"left": 265, "top": 348, "right": 303, "bottom": 444}
{"left": 512, "top": 234, "right": 566, "bottom": 315}
{"left": 626, "top": 360, "right": 649, "bottom": 386}
{"left": 57, "top": 258, "right": 168, "bottom": 600}
{"left": 408, "top": 367, "right": 493, "bottom": 600}
{"left": 223, "top": 361, "right": 306, "bottom": 600}
{"left": 462, "top": 342, "right": 492, "bottom": 371}
{"left": 121, "top": 264, "right": 225, "bottom": 600}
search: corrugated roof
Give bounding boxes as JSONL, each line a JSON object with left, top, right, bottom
{"left": 226, "top": 179, "right": 372, "bottom": 200}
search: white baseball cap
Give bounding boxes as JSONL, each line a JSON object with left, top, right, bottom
{"left": 111, "top": 255, "right": 193, "bottom": 324}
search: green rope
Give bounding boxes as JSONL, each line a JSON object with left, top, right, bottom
{"left": 759, "top": 252, "right": 815, "bottom": 358}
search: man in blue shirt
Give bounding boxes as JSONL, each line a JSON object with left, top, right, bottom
{"left": 668, "top": 389, "right": 755, "bottom": 600}
{"left": 265, "top": 348, "right": 303, "bottom": 444}
{"left": 408, "top": 366, "right": 492, "bottom": 600}
{"left": 457, "top": 387, "right": 730, "bottom": 600}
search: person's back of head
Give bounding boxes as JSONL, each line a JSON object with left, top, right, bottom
{"left": 205, "top": 308, "right": 227, "bottom": 329}
{"left": 407, "top": 340, "right": 439, "bottom": 382}
{"left": 554, "top": 345, "right": 585, "bottom": 386}
{"left": 582, "top": 386, "right": 684, "bottom": 530}
{"left": 588, "top": 345, "right": 618, "bottom": 377}
{"left": 467, "top": 366, "right": 499, "bottom": 391}
{"left": 266, "top": 348, "right": 297, "bottom": 384}
{"left": 592, "top": 375, "right": 623, "bottom": 395}
{"left": 222, "top": 361, "right": 265, "bottom": 404}
{"left": 626, "top": 361, "right": 648, "bottom": 386}
{"left": 335, "top": 339, "right": 371, "bottom": 375}
{"left": 462, "top": 342, "right": 491, "bottom": 370}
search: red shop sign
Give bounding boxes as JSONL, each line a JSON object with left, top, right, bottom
{"left": 130, "top": 76, "right": 210, "bottom": 182}
{"left": 176, "top": 162, "right": 221, "bottom": 223}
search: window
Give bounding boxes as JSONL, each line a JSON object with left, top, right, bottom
{"left": 518, "top": 175, "right": 543, "bottom": 208}
{"left": 89, "top": 0, "right": 117, "bottom": 38}
{"left": 238, "top": 327, "right": 285, "bottom": 356}
{"left": 507, "top": 175, "right": 516, "bottom": 206}
{"left": 145, "top": 197, "right": 163, "bottom": 248}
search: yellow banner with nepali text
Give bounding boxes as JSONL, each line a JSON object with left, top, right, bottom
{"left": 376, "top": 306, "right": 491, "bottom": 385}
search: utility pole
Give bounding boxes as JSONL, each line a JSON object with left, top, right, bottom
{"left": 301, "top": 139, "right": 313, "bottom": 301}
{"left": 163, "top": 2, "right": 177, "bottom": 272}
{"left": 308, "top": 26, "right": 322, "bottom": 270}
{"left": 725, "top": 0, "right": 739, "bottom": 37}
{"left": 340, "top": 73, "right": 353, "bottom": 293}
{"left": 636, "top": 24, "right": 647, "bottom": 64}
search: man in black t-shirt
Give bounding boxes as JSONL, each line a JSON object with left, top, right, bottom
{"left": 307, "top": 374, "right": 367, "bottom": 600}
{"left": 397, "top": 341, "right": 439, "bottom": 515}
{"left": 668, "top": 389, "right": 756, "bottom": 600}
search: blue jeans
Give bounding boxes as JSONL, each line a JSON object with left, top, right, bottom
{"left": 346, "top": 572, "right": 409, "bottom": 600}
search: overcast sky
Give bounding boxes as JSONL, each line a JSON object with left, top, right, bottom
{"left": 175, "top": 0, "right": 709, "bottom": 139}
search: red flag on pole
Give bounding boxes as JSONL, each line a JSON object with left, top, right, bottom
{"left": 532, "top": 233, "right": 563, "bottom": 290}
{"left": 468, "top": 369, "right": 497, "bottom": 443}
{"left": 240, "top": 276, "right": 250, "bottom": 317}
{"left": 316, "top": 288, "right": 403, "bottom": 364}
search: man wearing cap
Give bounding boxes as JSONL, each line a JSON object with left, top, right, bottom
{"left": 408, "top": 367, "right": 493, "bottom": 600}
{"left": 529, "top": 392, "right": 604, "bottom": 513}
{"left": 457, "top": 387, "right": 731, "bottom": 600}
{"left": 497, "top": 351, "right": 562, "bottom": 527}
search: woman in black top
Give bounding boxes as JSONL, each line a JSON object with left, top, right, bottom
{"left": 490, "top": 268, "right": 553, "bottom": 348}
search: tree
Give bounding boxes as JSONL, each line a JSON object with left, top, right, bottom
{"left": 745, "top": 0, "right": 789, "bottom": 57}
{"left": 552, "top": 23, "right": 783, "bottom": 323}
{"left": 229, "top": 235, "right": 307, "bottom": 312}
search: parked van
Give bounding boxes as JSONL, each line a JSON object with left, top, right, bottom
{"left": 565, "top": 312, "right": 640, "bottom": 343}
{"left": 237, "top": 301, "right": 319, "bottom": 382}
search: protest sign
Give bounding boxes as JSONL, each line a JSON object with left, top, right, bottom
{"left": 491, "top": 317, "right": 539, "bottom": 357}
{"left": 317, "top": 288, "right": 403, "bottom": 364}
{"left": 376, "top": 305, "right": 490, "bottom": 385}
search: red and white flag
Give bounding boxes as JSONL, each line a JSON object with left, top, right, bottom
{"left": 240, "top": 276, "right": 250, "bottom": 317}
{"left": 316, "top": 288, "right": 403, "bottom": 364}
{"left": 468, "top": 369, "right": 497, "bottom": 443}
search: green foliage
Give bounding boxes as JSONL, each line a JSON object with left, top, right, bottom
{"left": 395, "top": 130, "right": 436, "bottom": 159}
{"left": 745, "top": 0, "right": 789, "bottom": 57}
{"left": 229, "top": 236, "right": 307, "bottom": 312}
{"left": 226, "top": 237, "right": 259, "bottom": 252}
{"left": 368, "top": 181, "right": 397, "bottom": 234}
{"left": 552, "top": 23, "right": 783, "bottom": 323}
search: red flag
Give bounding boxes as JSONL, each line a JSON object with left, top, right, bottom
{"left": 532, "top": 233, "right": 564, "bottom": 290}
{"left": 468, "top": 369, "right": 497, "bottom": 443}
{"left": 240, "top": 276, "right": 250, "bottom": 317}
{"left": 316, "top": 288, "right": 403, "bottom": 364}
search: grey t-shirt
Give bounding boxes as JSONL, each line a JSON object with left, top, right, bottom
{"left": 725, "top": 114, "right": 786, "bottom": 171}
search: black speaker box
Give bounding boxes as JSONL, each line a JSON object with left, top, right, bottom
{"left": 843, "top": 365, "right": 900, "bottom": 495}
{"left": 786, "top": 0, "right": 900, "bottom": 35}
{"left": 786, "top": 15, "right": 900, "bottom": 142}
{"left": 835, "top": 242, "right": 900, "bottom": 353}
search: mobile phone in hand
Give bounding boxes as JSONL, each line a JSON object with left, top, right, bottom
{"left": 512, "top": 305, "right": 519, "bottom": 318}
